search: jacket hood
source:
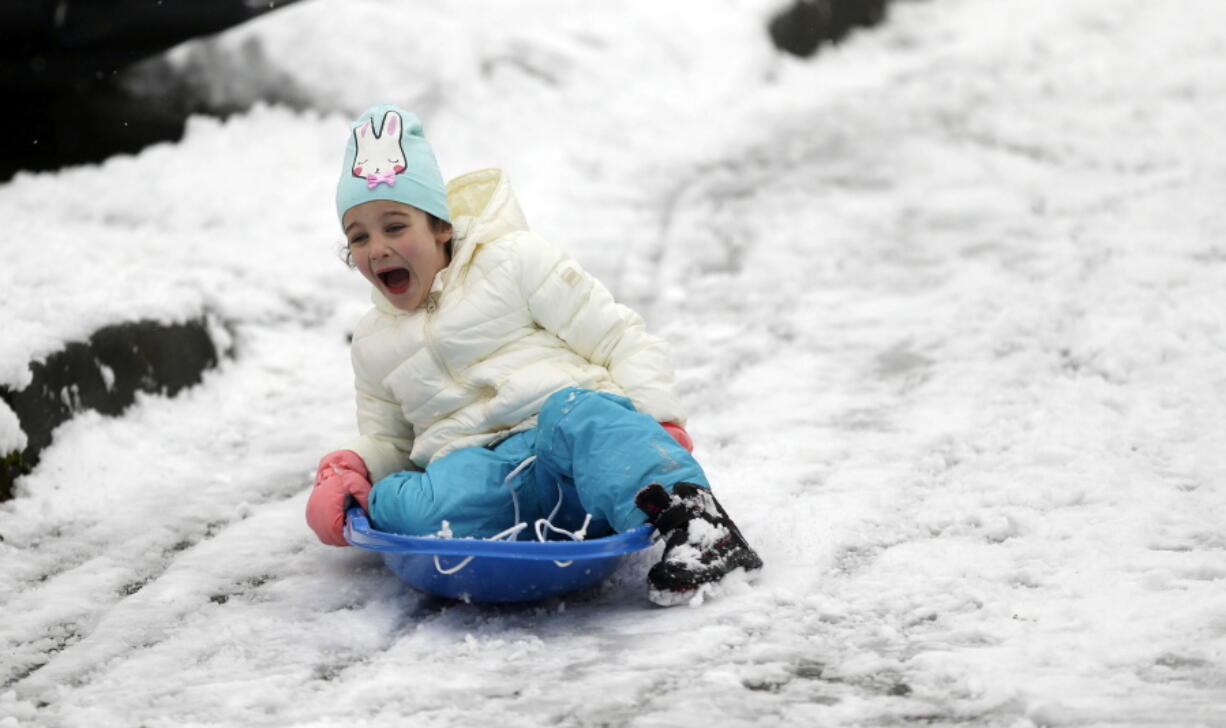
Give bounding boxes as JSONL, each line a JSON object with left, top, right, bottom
{"left": 370, "top": 168, "right": 527, "bottom": 314}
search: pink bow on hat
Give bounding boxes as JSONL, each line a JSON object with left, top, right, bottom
{"left": 366, "top": 171, "right": 397, "bottom": 189}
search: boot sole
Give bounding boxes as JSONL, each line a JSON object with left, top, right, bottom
{"left": 648, "top": 564, "right": 762, "bottom": 607}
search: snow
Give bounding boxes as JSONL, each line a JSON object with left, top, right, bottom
{"left": 3, "top": 0, "right": 1226, "bottom": 725}
{"left": 0, "top": 401, "right": 23, "bottom": 453}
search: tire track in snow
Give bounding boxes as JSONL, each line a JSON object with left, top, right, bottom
{"left": 597, "top": 71, "right": 1029, "bottom": 728}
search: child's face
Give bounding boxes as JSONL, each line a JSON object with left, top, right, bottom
{"left": 343, "top": 200, "right": 451, "bottom": 311}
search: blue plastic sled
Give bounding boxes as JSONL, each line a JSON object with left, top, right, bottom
{"left": 344, "top": 508, "right": 656, "bottom": 603}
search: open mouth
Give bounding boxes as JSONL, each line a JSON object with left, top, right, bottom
{"left": 377, "top": 268, "right": 412, "bottom": 295}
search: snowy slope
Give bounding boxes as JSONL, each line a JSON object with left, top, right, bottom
{"left": 3, "top": 0, "right": 1226, "bottom": 726}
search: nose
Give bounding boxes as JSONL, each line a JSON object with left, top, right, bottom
{"left": 369, "top": 232, "right": 393, "bottom": 259}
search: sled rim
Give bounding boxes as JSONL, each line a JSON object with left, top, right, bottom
{"left": 344, "top": 508, "right": 656, "bottom": 561}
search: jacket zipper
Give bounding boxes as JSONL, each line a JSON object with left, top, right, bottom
{"left": 423, "top": 294, "right": 462, "bottom": 387}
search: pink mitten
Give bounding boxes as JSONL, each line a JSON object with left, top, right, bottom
{"left": 306, "top": 450, "right": 372, "bottom": 546}
{"left": 661, "top": 422, "right": 694, "bottom": 452}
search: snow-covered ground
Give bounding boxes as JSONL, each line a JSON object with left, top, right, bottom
{"left": 3, "top": 0, "right": 1226, "bottom": 725}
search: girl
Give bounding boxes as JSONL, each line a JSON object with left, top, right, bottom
{"left": 306, "top": 104, "right": 761, "bottom": 606}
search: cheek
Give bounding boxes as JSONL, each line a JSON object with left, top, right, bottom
{"left": 393, "top": 164, "right": 405, "bottom": 173}
{"left": 353, "top": 259, "right": 376, "bottom": 282}
{"left": 353, "top": 166, "right": 363, "bottom": 177}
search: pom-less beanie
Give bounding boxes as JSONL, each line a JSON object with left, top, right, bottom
{"left": 335, "top": 104, "right": 451, "bottom": 227}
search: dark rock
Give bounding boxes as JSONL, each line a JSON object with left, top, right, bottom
{"left": 769, "top": 0, "right": 891, "bottom": 58}
{"left": 1, "top": 317, "right": 227, "bottom": 501}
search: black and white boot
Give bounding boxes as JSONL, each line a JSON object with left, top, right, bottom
{"left": 635, "top": 482, "right": 764, "bottom": 606}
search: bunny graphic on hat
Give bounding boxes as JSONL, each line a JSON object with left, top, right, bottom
{"left": 351, "top": 110, "right": 407, "bottom": 189}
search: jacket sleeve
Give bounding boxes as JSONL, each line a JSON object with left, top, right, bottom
{"left": 514, "top": 233, "right": 686, "bottom": 425}
{"left": 340, "top": 334, "right": 417, "bottom": 483}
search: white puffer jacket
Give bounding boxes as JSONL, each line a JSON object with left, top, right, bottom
{"left": 340, "top": 169, "right": 685, "bottom": 481}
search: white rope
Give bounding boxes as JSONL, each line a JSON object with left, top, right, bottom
{"left": 503, "top": 455, "right": 536, "bottom": 525}
{"left": 534, "top": 512, "right": 592, "bottom": 568}
{"left": 431, "top": 455, "right": 592, "bottom": 575}
{"left": 432, "top": 520, "right": 528, "bottom": 575}
{"left": 532, "top": 478, "right": 592, "bottom": 566}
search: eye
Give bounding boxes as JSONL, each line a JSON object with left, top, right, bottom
{"left": 347, "top": 232, "right": 369, "bottom": 246}
{"left": 385, "top": 223, "right": 406, "bottom": 234}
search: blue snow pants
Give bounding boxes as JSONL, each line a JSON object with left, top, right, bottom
{"left": 367, "top": 388, "right": 709, "bottom": 540}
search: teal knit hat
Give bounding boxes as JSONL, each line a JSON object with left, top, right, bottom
{"left": 335, "top": 104, "right": 451, "bottom": 227}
